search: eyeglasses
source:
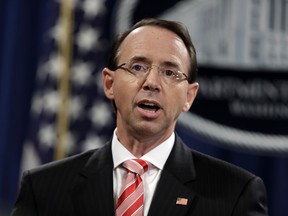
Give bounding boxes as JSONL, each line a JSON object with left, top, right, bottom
{"left": 115, "top": 60, "right": 188, "bottom": 84}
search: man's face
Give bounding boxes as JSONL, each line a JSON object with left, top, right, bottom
{"left": 103, "top": 26, "right": 198, "bottom": 140}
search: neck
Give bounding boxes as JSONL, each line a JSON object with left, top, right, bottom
{"left": 116, "top": 128, "right": 173, "bottom": 158}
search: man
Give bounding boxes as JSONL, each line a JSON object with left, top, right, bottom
{"left": 11, "top": 18, "right": 268, "bottom": 216}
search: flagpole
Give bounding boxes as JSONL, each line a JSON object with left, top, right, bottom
{"left": 55, "top": 0, "right": 74, "bottom": 160}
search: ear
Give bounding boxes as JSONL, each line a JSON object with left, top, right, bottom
{"left": 182, "top": 82, "right": 199, "bottom": 112}
{"left": 102, "top": 68, "right": 115, "bottom": 100}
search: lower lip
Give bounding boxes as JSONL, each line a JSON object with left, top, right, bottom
{"left": 136, "top": 106, "right": 161, "bottom": 119}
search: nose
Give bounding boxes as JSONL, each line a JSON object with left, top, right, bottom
{"left": 142, "top": 66, "right": 161, "bottom": 91}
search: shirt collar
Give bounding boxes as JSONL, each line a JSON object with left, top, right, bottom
{"left": 112, "top": 128, "right": 175, "bottom": 170}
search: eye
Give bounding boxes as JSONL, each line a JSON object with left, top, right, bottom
{"left": 164, "top": 69, "right": 176, "bottom": 77}
{"left": 130, "top": 62, "right": 147, "bottom": 73}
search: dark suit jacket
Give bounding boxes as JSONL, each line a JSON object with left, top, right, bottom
{"left": 11, "top": 135, "right": 268, "bottom": 216}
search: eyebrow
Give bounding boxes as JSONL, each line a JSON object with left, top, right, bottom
{"left": 129, "top": 56, "right": 150, "bottom": 63}
{"left": 161, "top": 61, "right": 180, "bottom": 69}
{"left": 129, "top": 56, "right": 180, "bottom": 69}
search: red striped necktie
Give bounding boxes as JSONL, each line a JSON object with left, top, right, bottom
{"left": 115, "top": 159, "right": 149, "bottom": 216}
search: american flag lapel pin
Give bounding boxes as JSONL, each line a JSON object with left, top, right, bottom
{"left": 176, "top": 197, "right": 188, "bottom": 205}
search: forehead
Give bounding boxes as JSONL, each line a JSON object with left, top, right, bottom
{"left": 118, "top": 26, "right": 189, "bottom": 70}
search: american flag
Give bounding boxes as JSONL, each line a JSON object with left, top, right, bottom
{"left": 21, "top": 0, "right": 116, "bottom": 171}
{"left": 176, "top": 197, "right": 188, "bottom": 205}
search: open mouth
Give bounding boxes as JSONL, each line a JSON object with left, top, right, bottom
{"left": 138, "top": 102, "right": 160, "bottom": 112}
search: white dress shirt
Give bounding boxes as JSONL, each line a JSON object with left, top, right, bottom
{"left": 112, "top": 129, "right": 175, "bottom": 216}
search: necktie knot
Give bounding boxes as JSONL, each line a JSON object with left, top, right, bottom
{"left": 122, "top": 159, "right": 149, "bottom": 176}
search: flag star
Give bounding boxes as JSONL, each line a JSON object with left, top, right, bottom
{"left": 48, "top": 54, "right": 64, "bottom": 77}
{"left": 81, "top": 134, "right": 105, "bottom": 151}
{"left": 69, "top": 96, "right": 85, "bottom": 120}
{"left": 61, "top": 131, "right": 76, "bottom": 154}
{"left": 38, "top": 124, "right": 56, "bottom": 149}
{"left": 31, "top": 93, "right": 43, "bottom": 115}
{"left": 48, "top": 19, "right": 64, "bottom": 43}
{"left": 76, "top": 25, "right": 99, "bottom": 53}
{"left": 43, "top": 90, "right": 60, "bottom": 114}
{"left": 49, "top": 0, "right": 80, "bottom": 42}
{"left": 90, "top": 101, "right": 113, "bottom": 127}
{"left": 49, "top": 0, "right": 79, "bottom": 42}
{"left": 81, "top": 0, "right": 106, "bottom": 19}
{"left": 20, "top": 141, "right": 41, "bottom": 171}
{"left": 38, "top": 53, "right": 64, "bottom": 81}
{"left": 71, "top": 61, "right": 94, "bottom": 86}
{"left": 95, "top": 69, "right": 104, "bottom": 92}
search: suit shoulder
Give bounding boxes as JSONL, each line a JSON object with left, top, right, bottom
{"left": 27, "top": 149, "right": 96, "bottom": 177}
{"left": 191, "top": 149, "right": 255, "bottom": 181}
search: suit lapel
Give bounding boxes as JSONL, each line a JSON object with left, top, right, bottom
{"left": 72, "top": 143, "right": 115, "bottom": 216}
{"left": 70, "top": 135, "right": 198, "bottom": 216}
{"left": 148, "top": 135, "right": 197, "bottom": 216}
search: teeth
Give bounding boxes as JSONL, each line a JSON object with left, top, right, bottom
{"left": 139, "top": 102, "right": 160, "bottom": 112}
{"left": 143, "top": 102, "right": 156, "bottom": 106}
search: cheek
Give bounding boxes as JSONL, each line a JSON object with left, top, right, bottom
{"left": 167, "top": 91, "right": 187, "bottom": 114}
{"left": 113, "top": 79, "right": 137, "bottom": 107}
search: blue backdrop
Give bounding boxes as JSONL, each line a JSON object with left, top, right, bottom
{"left": 0, "top": 0, "right": 288, "bottom": 216}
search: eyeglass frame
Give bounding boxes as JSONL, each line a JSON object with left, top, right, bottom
{"left": 114, "top": 61, "right": 189, "bottom": 83}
